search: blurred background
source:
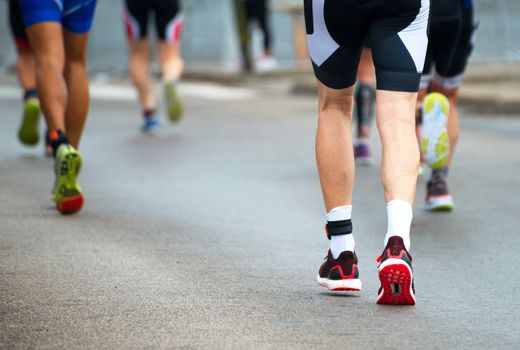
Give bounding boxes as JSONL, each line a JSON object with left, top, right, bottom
{"left": 1, "top": 0, "right": 520, "bottom": 75}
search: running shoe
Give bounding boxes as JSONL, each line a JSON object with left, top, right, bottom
{"left": 255, "top": 55, "right": 278, "bottom": 73}
{"left": 18, "top": 98, "right": 41, "bottom": 146}
{"left": 317, "top": 250, "right": 362, "bottom": 291}
{"left": 376, "top": 236, "right": 415, "bottom": 305}
{"left": 51, "top": 144, "right": 84, "bottom": 214}
{"left": 421, "top": 92, "right": 450, "bottom": 170}
{"left": 165, "top": 80, "right": 184, "bottom": 123}
{"left": 425, "top": 170, "right": 454, "bottom": 211}
{"left": 354, "top": 141, "right": 372, "bottom": 165}
{"left": 141, "top": 115, "right": 160, "bottom": 133}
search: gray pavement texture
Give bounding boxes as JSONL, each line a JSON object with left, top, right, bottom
{"left": 0, "top": 78, "right": 519, "bottom": 349}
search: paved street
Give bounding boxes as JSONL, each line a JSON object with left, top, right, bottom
{"left": 0, "top": 78, "right": 519, "bottom": 349}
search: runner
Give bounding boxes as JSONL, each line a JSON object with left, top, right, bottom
{"left": 123, "top": 0, "right": 184, "bottom": 132}
{"left": 243, "top": 0, "right": 276, "bottom": 72}
{"left": 8, "top": 0, "right": 41, "bottom": 147}
{"left": 353, "top": 47, "right": 376, "bottom": 165}
{"left": 305, "top": 0, "right": 430, "bottom": 305}
{"left": 19, "top": 0, "right": 98, "bottom": 214}
{"left": 418, "top": 0, "right": 476, "bottom": 211}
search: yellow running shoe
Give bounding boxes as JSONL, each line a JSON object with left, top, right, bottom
{"left": 18, "top": 98, "right": 41, "bottom": 146}
{"left": 51, "top": 144, "right": 84, "bottom": 214}
{"left": 421, "top": 93, "right": 450, "bottom": 170}
{"left": 165, "top": 80, "right": 184, "bottom": 123}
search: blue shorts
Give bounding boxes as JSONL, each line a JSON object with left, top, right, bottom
{"left": 19, "top": 0, "right": 97, "bottom": 34}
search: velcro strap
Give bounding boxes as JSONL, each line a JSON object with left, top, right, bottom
{"left": 326, "top": 219, "right": 353, "bottom": 240}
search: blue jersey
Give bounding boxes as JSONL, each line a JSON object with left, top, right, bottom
{"left": 19, "top": 0, "right": 97, "bottom": 33}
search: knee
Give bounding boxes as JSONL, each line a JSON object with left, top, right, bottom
{"left": 318, "top": 89, "right": 354, "bottom": 115}
{"left": 36, "top": 53, "right": 64, "bottom": 73}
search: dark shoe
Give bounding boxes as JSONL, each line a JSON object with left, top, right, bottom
{"left": 376, "top": 237, "right": 415, "bottom": 305}
{"left": 317, "top": 250, "right": 361, "bottom": 291}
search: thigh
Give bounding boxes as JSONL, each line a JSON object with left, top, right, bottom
{"left": 304, "top": 0, "right": 368, "bottom": 89}
{"left": 124, "top": 0, "right": 150, "bottom": 40}
{"left": 62, "top": 0, "right": 98, "bottom": 34}
{"left": 370, "top": 0, "right": 430, "bottom": 92}
{"left": 25, "top": 22, "right": 65, "bottom": 67}
{"left": 153, "top": 0, "right": 183, "bottom": 43}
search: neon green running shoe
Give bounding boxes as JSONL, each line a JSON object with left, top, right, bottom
{"left": 165, "top": 80, "right": 184, "bottom": 123}
{"left": 18, "top": 98, "right": 41, "bottom": 146}
{"left": 421, "top": 92, "right": 450, "bottom": 170}
{"left": 51, "top": 144, "right": 84, "bottom": 214}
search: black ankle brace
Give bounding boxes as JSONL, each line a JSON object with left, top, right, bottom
{"left": 326, "top": 219, "right": 353, "bottom": 240}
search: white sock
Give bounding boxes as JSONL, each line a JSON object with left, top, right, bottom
{"left": 327, "top": 205, "right": 355, "bottom": 258}
{"left": 384, "top": 200, "right": 413, "bottom": 251}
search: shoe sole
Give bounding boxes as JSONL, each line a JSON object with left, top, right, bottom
{"left": 377, "top": 259, "right": 415, "bottom": 305}
{"left": 54, "top": 148, "right": 84, "bottom": 215}
{"left": 421, "top": 93, "right": 449, "bottom": 170}
{"left": 425, "top": 194, "right": 454, "bottom": 212}
{"left": 165, "top": 82, "right": 184, "bottom": 123}
{"left": 18, "top": 100, "right": 40, "bottom": 146}
{"left": 317, "top": 276, "right": 362, "bottom": 291}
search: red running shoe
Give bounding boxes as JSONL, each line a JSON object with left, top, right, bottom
{"left": 376, "top": 236, "right": 415, "bottom": 305}
{"left": 317, "top": 250, "right": 362, "bottom": 292}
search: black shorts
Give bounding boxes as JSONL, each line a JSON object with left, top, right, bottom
{"left": 8, "top": 0, "right": 30, "bottom": 49}
{"left": 304, "top": 0, "right": 430, "bottom": 92}
{"left": 124, "top": 0, "right": 183, "bottom": 43}
{"left": 421, "top": 0, "right": 476, "bottom": 89}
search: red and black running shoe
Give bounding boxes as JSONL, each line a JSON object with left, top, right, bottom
{"left": 317, "top": 250, "right": 362, "bottom": 291}
{"left": 376, "top": 236, "right": 415, "bottom": 305}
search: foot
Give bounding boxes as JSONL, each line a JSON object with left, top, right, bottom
{"left": 354, "top": 141, "right": 372, "bottom": 165}
{"left": 255, "top": 55, "right": 278, "bottom": 73}
{"left": 18, "top": 98, "right": 41, "bottom": 146}
{"left": 376, "top": 236, "right": 415, "bottom": 305}
{"left": 141, "top": 115, "right": 160, "bottom": 133}
{"left": 317, "top": 250, "right": 362, "bottom": 291}
{"left": 52, "top": 144, "right": 84, "bottom": 214}
{"left": 165, "top": 80, "right": 184, "bottom": 123}
{"left": 421, "top": 92, "right": 449, "bottom": 170}
{"left": 425, "top": 170, "right": 454, "bottom": 211}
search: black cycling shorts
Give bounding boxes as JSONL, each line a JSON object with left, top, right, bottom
{"left": 421, "top": 0, "right": 476, "bottom": 89}
{"left": 8, "top": 0, "right": 30, "bottom": 49}
{"left": 304, "top": 0, "right": 430, "bottom": 92}
{"left": 124, "top": 0, "right": 183, "bottom": 43}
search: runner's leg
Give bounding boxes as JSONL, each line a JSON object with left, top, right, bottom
{"left": 25, "top": 23, "right": 66, "bottom": 133}
{"left": 128, "top": 39, "right": 156, "bottom": 113}
{"left": 63, "top": 31, "right": 90, "bottom": 149}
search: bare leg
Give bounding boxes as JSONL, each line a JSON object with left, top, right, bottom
{"left": 376, "top": 90, "right": 420, "bottom": 204}
{"left": 316, "top": 81, "right": 356, "bottom": 212}
{"left": 15, "top": 48, "right": 36, "bottom": 91}
{"left": 63, "top": 30, "right": 90, "bottom": 149}
{"left": 158, "top": 41, "right": 183, "bottom": 81}
{"left": 128, "top": 39, "right": 155, "bottom": 111}
{"left": 357, "top": 48, "right": 375, "bottom": 85}
{"left": 25, "top": 23, "right": 66, "bottom": 132}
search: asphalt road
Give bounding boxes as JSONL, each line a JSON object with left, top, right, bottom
{"left": 0, "top": 79, "right": 519, "bottom": 349}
